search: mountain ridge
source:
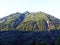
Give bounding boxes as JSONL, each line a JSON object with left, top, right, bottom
{"left": 0, "top": 11, "right": 60, "bottom": 31}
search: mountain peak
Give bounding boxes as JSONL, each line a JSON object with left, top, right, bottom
{"left": 16, "top": 12, "right": 21, "bottom": 14}
{"left": 23, "top": 11, "right": 30, "bottom": 15}
{"left": 0, "top": 11, "right": 60, "bottom": 31}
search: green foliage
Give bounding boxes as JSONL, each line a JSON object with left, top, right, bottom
{"left": 16, "top": 12, "right": 49, "bottom": 31}
{"left": 0, "top": 11, "right": 60, "bottom": 31}
{"left": 31, "top": 40, "right": 48, "bottom": 45}
{"left": 56, "top": 36, "right": 60, "bottom": 45}
{"left": 57, "top": 25, "right": 60, "bottom": 30}
{"left": 0, "top": 13, "right": 20, "bottom": 31}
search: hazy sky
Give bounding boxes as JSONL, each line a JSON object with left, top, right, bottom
{"left": 0, "top": 0, "right": 60, "bottom": 19}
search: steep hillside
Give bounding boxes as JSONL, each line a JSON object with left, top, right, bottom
{"left": 0, "top": 11, "right": 60, "bottom": 31}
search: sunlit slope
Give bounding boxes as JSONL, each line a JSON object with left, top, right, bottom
{"left": 0, "top": 11, "right": 60, "bottom": 31}
{"left": 16, "top": 12, "right": 49, "bottom": 31}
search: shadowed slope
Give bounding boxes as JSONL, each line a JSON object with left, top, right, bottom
{"left": 13, "top": 13, "right": 25, "bottom": 28}
{"left": 0, "top": 30, "right": 59, "bottom": 45}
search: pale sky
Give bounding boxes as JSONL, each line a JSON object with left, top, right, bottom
{"left": 0, "top": 0, "right": 60, "bottom": 19}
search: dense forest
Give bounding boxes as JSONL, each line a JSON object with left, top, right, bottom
{"left": 0, "top": 30, "right": 60, "bottom": 45}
